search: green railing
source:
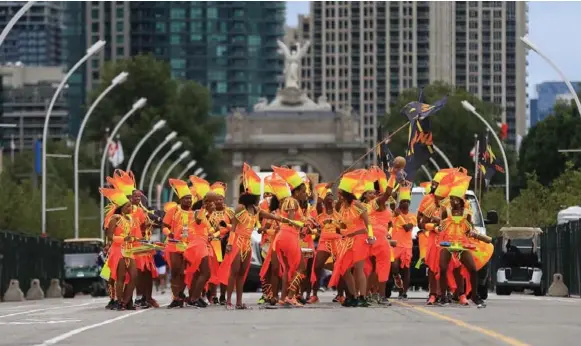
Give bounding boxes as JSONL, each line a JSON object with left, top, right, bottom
{"left": 0, "top": 230, "right": 97, "bottom": 299}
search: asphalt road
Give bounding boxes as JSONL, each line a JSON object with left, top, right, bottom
{"left": 0, "top": 291, "right": 579, "bottom": 346}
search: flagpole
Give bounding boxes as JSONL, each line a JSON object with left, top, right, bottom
{"left": 473, "top": 134, "right": 479, "bottom": 196}
{"left": 10, "top": 133, "right": 15, "bottom": 163}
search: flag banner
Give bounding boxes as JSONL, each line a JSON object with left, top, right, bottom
{"left": 401, "top": 90, "right": 447, "bottom": 182}
{"left": 107, "top": 139, "right": 125, "bottom": 168}
{"left": 477, "top": 132, "right": 505, "bottom": 186}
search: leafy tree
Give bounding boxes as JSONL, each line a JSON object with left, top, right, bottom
{"left": 85, "top": 54, "right": 223, "bottom": 185}
{"left": 518, "top": 101, "right": 581, "bottom": 186}
{"left": 382, "top": 82, "right": 509, "bottom": 183}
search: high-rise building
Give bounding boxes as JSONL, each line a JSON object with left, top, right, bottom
{"left": 293, "top": 1, "right": 528, "bottom": 151}
{"left": 75, "top": 1, "right": 284, "bottom": 121}
{"left": 0, "top": 65, "right": 68, "bottom": 150}
{"left": 532, "top": 81, "right": 581, "bottom": 127}
{"left": 0, "top": 1, "right": 64, "bottom": 66}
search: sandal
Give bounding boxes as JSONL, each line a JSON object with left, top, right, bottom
{"left": 235, "top": 304, "right": 249, "bottom": 310}
{"left": 225, "top": 303, "right": 235, "bottom": 310}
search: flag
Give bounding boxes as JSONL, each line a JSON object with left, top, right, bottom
{"left": 107, "top": 138, "right": 124, "bottom": 168}
{"left": 10, "top": 134, "right": 15, "bottom": 163}
{"left": 376, "top": 125, "right": 394, "bottom": 170}
{"left": 477, "top": 132, "right": 505, "bottom": 186}
{"left": 469, "top": 145, "right": 476, "bottom": 158}
{"left": 402, "top": 89, "right": 448, "bottom": 182}
{"left": 497, "top": 122, "right": 508, "bottom": 141}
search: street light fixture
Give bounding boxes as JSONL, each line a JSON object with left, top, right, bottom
{"left": 199, "top": 172, "right": 207, "bottom": 179}
{"left": 147, "top": 141, "right": 183, "bottom": 201}
{"left": 168, "top": 160, "right": 197, "bottom": 201}
{"left": 138, "top": 131, "right": 177, "bottom": 190}
{"left": 73, "top": 71, "right": 129, "bottom": 238}
{"left": 193, "top": 167, "right": 203, "bottom": 176}
{"left": 126, "top": 119, "right": 166, "bottom": 171}
{"left": 461, "top": 100, "right": 510, "bottom": 224}
{"left": 99, "top": 98, "right": 147, "bottom": 237}
{"left": 156, "top": 151, "right": 191, "bottom": 209}
{"left": 42, "top": 39, "right": 106, "bottom": 236}
{"left": 520, "top": 35, "right": 581, "bottom": 117}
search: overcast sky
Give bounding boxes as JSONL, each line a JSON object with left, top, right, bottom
{"left": 285, "top": 1, "right": 581, "bottom": 99}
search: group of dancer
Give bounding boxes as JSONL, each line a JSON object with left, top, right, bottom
{"left": 99, "top": 159, "right": 492, "bottom": 311}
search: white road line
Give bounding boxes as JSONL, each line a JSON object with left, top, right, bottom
{"left": 34, "top": 303, "right": 169, "bottom": 346}
{"left": 0, "top": 301, "right": 103, "bottom": 319}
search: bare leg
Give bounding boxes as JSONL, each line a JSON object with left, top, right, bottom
{"left": 312, "top": 251, "right": 330, "bottom": 298}
{"left": 459, "top": 252, "right": 481, "bottom": 304}
{"left": 353, "top": 260, "right": 367, "bottom": 298}
{"left": 439, "top": 250, "right": 452, "bottom": 302}
{"left": 169, "top": 253, "right": 185, "bottom": 301}
{"left": 191, "top": 257, "right": 211, "bottom": 302}
{"left": 227, "top": 255, "right": 242, "bottom": 305}
{"left": 115, "top": 261, "right": 127, "bottom": 305}
{"left": 236, "top": 254, "right": 252, "bottom": 307}
{"left": 123, "top": 259, "right": 138, "bottom": 305}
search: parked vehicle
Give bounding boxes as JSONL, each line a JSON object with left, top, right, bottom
{"left": 495, "top": 227, "right": 544, "bottom": 296}
{"left": 62, "top": 238, "right": 107, "bottom": 298}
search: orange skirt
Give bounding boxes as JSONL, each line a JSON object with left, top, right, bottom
{"left": 183, "top": 238, "right": 220, "bottom": 289}
{"left": 309, "top": 237, "right": 341, "bottom": 284}
{"left": 328, "top": 234, "right": 370, "bottom": 288}
{"left": 365, "top": 235, "right": 392, "bottom": 283}
{"left": 135, "top": 253, "right": 159, "bottom": 278}
{"left": 393, "top": 246, "right": 412, "bottom": 269}
{"left": 445, "top": 252, "right": 472, "bottom": 296}
{"left": 107, "top": 245, "right": 130, "bottom": 284}
{"left": 260, "top": 234, "right": 283, "bottom": 281}
{"left": 426, "top": 243, "right": 441, "bottom": 274}
{"left": 163, "top": 243, "right": 184, "bottom": 271}
{"left": 217, "top": 235, "right": 252, "bottom": 286}
{"left": 274, "top": 230, "right": 302, "bottom": 281}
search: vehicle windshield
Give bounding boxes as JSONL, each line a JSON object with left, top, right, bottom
{"left": 64, "top": 254, "right": 98, "bottom": 268}
{"left": 410, "top": 192, "right": 484, "bottom": 228}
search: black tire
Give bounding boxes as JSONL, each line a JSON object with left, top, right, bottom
{"left": 62, "top": 283, "right": 75, "bottom": 298}
{"left": 496, "top": 286, "right": 511, "bottom": 296}
{"left": 90, "top": 281, "right": 106, "bottom": 297}
{"left": 533, "top": 287, "right": 545, "bottom": 296}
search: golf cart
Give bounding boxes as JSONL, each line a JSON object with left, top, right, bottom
{"left": 495, "top": 227, "right": 544, "bottom": 296}
{"left": 63, "top": 238, "right": 107, "bottom": 298}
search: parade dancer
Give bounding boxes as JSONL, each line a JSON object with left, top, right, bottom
{"left": 299, "top": 178, "right": 318, "bottom": 304}
{"left": 163, "top": 178, "right": 195, "bottom": 308}
{"left": 309, "top": 183, "right": 341, "bottom": 304}
{"left": 390, "top": 183, "right": 417, "bottom": 300}
{"left": 361, "top": 167, "right": 397, "bottom": 305}
{"left": 219, "top": 164, "right": 294, "bottom": 309}
{"left": 438, "top": 173, "right": 485, "bottom": 308}
{"left": 107, "top": 170, "right": 159, "bottom": 309}
{"left": 270, "top": 165, "right": 310, "bottom": 307}
{"left": 183, "top": 189, "right": 220, "bottom": 308}
{"left": 101, "top": 187, "right": 138, "bottom": 310}
{"left": 207, "top": 182, "right": 234, "bottom": 305}
{"left": 258, "top": 174, "right": 285, "bottom": 305}
{"left": 416, "top": 169, "right": 454, "bottom": 305}
{"left": 328, "top": 170, "right": 375, "bottom": 307}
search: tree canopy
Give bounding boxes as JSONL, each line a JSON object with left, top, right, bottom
{"left": 518, "top": 98, "right": 581, "bottom": 186}
{"left": 86, "top": 54, "right": 223, "bottom": 185}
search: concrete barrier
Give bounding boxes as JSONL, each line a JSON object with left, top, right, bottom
{"left": 26, "top": 279, "right": 45, "bottom": 300}
{"left": 548, "top": 273, "right": 569, "bottom": 297}
{"left": 3, "top": 279, "right": 25, "bottom": 302}
{"left": 45, "top": 279, "right": 62, "bottom": 298}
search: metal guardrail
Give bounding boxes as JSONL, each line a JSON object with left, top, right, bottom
{"left": 0, "top": 230, "right": 97, "bottom": 299}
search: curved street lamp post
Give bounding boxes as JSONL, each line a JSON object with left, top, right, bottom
{"left": 126, "top": 120, "right": 167, "bottom": 172}
{"left": 147, "top": 141, "right": 183, "bottom": 202}
{"left": 99, "top": 98, "right": 147, "bottom": 236}
{"left": 520, "top": 36, "right": 581, "bottom": 117}
{"left": 138, "top": 132, "right": 178, "bottom": 191}
{"left": 42, "top": 40, "right": 106, "bottom": 236}
{"left": 0, "top": 1, "right": 37, "bottom": 49}
{"left": 73, "top": 71, "right": 128, "bottom": 238}
{"left": 461, "top": 100, "right": 510, "bottom": 224}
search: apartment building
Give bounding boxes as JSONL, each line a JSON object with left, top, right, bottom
{"left": 292, "top": 1, "right": 527, "bottom": 152}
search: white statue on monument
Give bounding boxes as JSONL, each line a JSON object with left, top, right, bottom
{"left": 277, "top": 39, "right": 311, "bottom": 90}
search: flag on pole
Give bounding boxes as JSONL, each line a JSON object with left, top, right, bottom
{"left": 107, "top": 137, "right": 125, "bottom": 168}
{"left": 10, "top": 134, "right": 15, "bottom": 163}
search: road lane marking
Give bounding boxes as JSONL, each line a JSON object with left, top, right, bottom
{"left": 34, "top": 303, "right": 169, "bottom": 346}
{"left": 0, "top": 319, "right": 81, "bottom": 325}
{"left": 0, "top": 301, "right": 103, "bottom": 319}
{"left": 395, "top": 301, "right": 530, "bottom": 346}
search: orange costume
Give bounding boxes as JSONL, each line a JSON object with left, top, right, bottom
{"left": 271, "top": 166, "right": 306, "bottom": 284}
{"left": 162, "top": 179, "right": 195, "bottom": 268}
{"left": 313, "top": 184, "right": 341, "bottom": 259}
{"left": 207, "top": 182, "right": 234, "bottom": 263}
{"left": 259, "top": 174, "right": 289, "bottom": 285}
{"left": 391, "top": 186, "right": 417, "bottom": 269}
{"left": 328, "top": 170, "right": 372, "bottom": 288}
{"left": 100, "top": 188, "right": 134, "bottom": 284}
{"left": 183, "top": 207, "right": 220, "bottom": 288}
